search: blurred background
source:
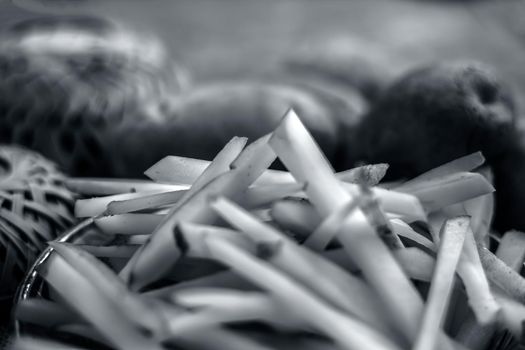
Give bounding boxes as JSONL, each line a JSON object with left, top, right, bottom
{"left": 1, "top": 0, "right": 525, "bottom": 98}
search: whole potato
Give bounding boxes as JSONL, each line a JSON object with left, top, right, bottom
{"left": 343, "top": 61, "right": 522, "bottom": 232}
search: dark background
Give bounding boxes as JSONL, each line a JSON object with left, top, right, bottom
{"left": 2, "top": 0, "right": 525, "bottom": 110}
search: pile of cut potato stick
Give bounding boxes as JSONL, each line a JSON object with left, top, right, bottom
{"left": 13, "top": 110, "right": 525, "bottom": 350}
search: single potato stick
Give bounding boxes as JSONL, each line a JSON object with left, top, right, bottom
{"left": 462, "top": 169, "right": 494, "bottom": 244}
{"left": 95, "top": 214, "right": 164, "bottom": 235}
{"left": 457, "top": 228, "right": 500, "bottom": 325}
{"left": 478, "top": 244, "right": 525, "bottom": 304}
{"left": 396, "top": 152, "right": 485, "bottom": 192}
{"left": 66, "top": 178, "right": 186, "bottom": 196}
{"left": 205, "top": 236, "right": 404, "bottom": 350}
{"left": 106, "top": 190, "right": 187, "bottom": 215}
{"left": 177, "top": 222, "right": 256, "bottom": 258}
{"left": 413, "top": 216, "right": 469, "bottom": 350}
{"left": 268, "top": 109, "right": 425, "bottom": 345}
{"left": 144, "top": 156, "right": 211, "bottom": 185}
{"left": 336, "top": 163, "right": 389, "bottom": 186}
{"left": 168, "top": 288, "right": 305, "bottom": 333}
{"left": 398, "top": 172, "right": 494, "bottom": 214}
{"left": 75, "top": 190, "right": 168, "bottom": 218}
{"left": 291, "top": 183, "right": 426, "bottom": 223}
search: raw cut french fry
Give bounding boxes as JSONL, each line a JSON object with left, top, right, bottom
{"left": 38, "top": 253, "right": 163, "bottom": 350}
{"left": 269, "top": 109, "right": 425, "bottom": 344}
{"left": 144, "top": 156, "right": 211, "bottom": 185}
{"left": 399, "top": 172, "right": 494, "bottom": 214}
{"left": 122, "top": 134, "right": 277, "bottom": 290}
{"left": 106, "top": 190, "right": 186, "bottom": 215}
{"left": 322, "top": 247, "right": 435, "bottom": 282}
{"left": 15, "top": 298, "right": 80, "bottom": 328}
{"left": 463, "top": 168, "right": 494, "bottom": 244}
{"left": 291, "top": 183, "right": 426, "bottom": 223}
{"left": 75, "top": 190, "right": 168, "bottom": 218}
{"left": 143, "top": 269, "right": 258, "bottom": 299}
{"left": 478, "top": 244, "right": 525, "bottom": 304}
{"left": 65, "top": 178, "right": 186, "bottom": 196}
{"left": 237, "top": 182, "right": 305, "bottom": 209}
{"left": 205, "top": 236, "right": 403, "bottom": 350}
{"left": 495, "top": 230, "right": 525, "bottom": 272}
{"left": 95, "top": 214, "right": 164, "bottom": 235}
{"left": 396, "top": 152, "right": 485, "bottom": 192}
{"left": 336, "top": 163, "right": 389, "bottom": 186}
{"left": 49, "top": 242, "right": 165, "bottom": 336}
{"left": 146, "top": 154, "right": 291, "bottom": 186}
{"left": 145, "top": 154, "right": 285, "bottom": 186}
{"left": 211, "top": 197, "right": 397, "bottom": 338}
{"left": 413, "top": 216, "right": 469, "bottom": 350}
{"left": 457, "top": 228, "right": 500, "bottom": 324}
{"left": 169, "top": 288, "right": 304, "bottom": 333}
{"left": 390, "top": 219, "right": 436, "bottom": 251}
{"left": 177, "top": 222, "right": 256, "bottom": 258}
{"left": 146, "top": 154, "right": 388, "bottom": 187}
